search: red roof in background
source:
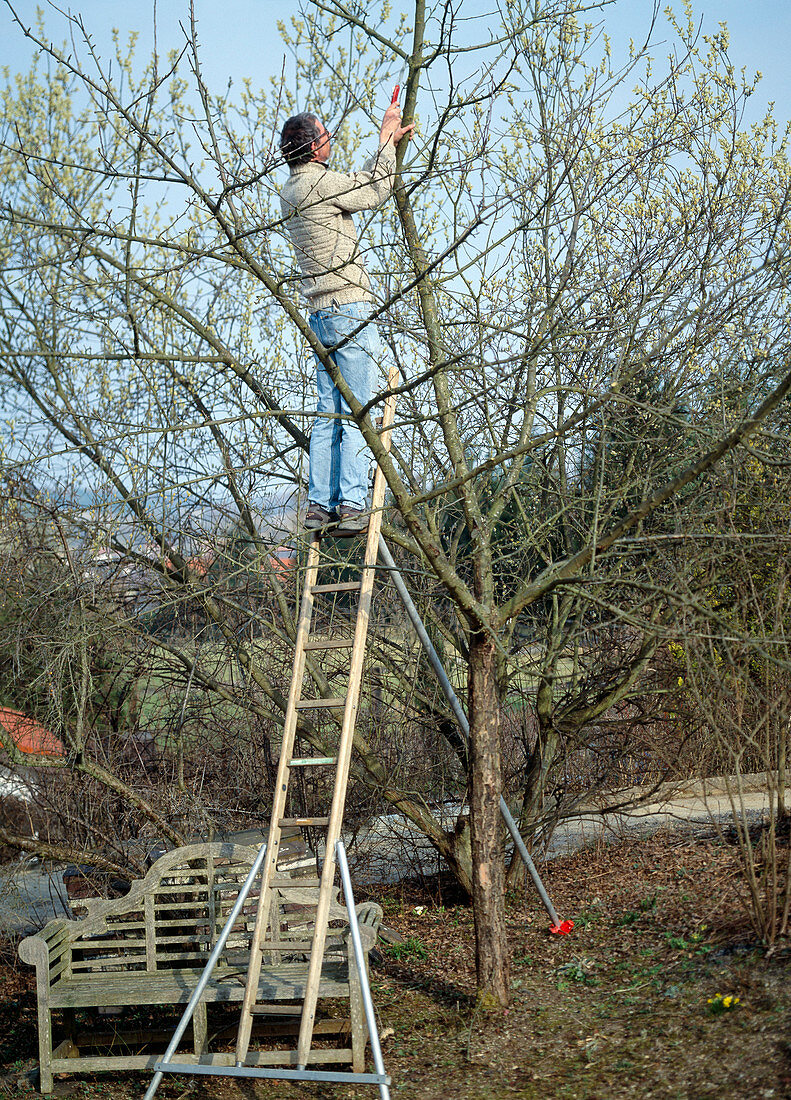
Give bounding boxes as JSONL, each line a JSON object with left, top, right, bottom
{"left": 186, "top": 549, "right": 215, "bottom": 577}
{"left": 0, "top": 708, "right": 65, "bottom": 758}
{"left": 268, "top": 547, "right": 297, "bottom": 579}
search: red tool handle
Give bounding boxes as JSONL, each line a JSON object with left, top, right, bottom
{"left": 391, "top": 84, "right": 400, "bottom": 105}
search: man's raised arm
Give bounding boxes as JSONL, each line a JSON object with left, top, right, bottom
{"left": 317, "top": 105, "right": 414, "bottom": 213}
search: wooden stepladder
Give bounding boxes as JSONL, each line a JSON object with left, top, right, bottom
{"left": 235, "top": 365, "right": 399, "bottom": 1073}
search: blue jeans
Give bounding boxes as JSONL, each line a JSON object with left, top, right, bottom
{"left": 308, "top": 302, "right": 381, "bottom": 511}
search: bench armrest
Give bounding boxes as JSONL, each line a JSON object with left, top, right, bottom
{"left": 19, "top": 920, "right": 73, "bottom": 982}
{"left": 343, "top": 901, "right": 384, "bottom": 951}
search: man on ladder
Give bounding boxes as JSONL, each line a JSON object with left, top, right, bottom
{"left": 147, "top": 99, "right": 412, "bottom": 1100}
{"left": 278, "top": 99, "right": 414, "bottom": 536}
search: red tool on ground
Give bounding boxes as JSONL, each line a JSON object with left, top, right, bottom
{"left": 549, "top": 919, "right": 575, "bottom": 935}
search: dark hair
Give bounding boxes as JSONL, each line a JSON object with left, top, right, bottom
{"left": 280, "top": 113, "right": 321, "bottom": 166}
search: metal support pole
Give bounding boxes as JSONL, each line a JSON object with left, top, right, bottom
{"left": 378, "top": 536, "right": 565, "bottom": 928}
{"left": 336, "top": 839, "right": 391, "bottom": 1100}
{"left": 149, "top": 1065, "right": 390, "bottom": 1085}
{"left": 143, "top": 843, "right": 268, "bottom": 1100}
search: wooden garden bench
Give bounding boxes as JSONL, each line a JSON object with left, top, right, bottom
{"left": 18, "top": 841, "right": 383, "bottom": 1093}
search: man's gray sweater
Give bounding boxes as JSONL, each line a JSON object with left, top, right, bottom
{"left": 279, "top": 145, "right": 396, "bottom": 312}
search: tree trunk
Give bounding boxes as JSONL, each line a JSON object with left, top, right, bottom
{"left": 468, "top": 630, "right": 510, "bottom": 1005}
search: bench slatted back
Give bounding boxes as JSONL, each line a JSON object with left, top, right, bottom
{"left": 256, "top": 880, "right": 351, "bottom": 965}
{"left": 29, "top": 842, "right": 360, "bottom": 985}
{"left": 67, "top": 843, "right": 262, "bottom": 977}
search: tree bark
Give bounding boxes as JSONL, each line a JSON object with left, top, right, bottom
{"left": 468, "top": 630, "right": 510, "bottom": 1005}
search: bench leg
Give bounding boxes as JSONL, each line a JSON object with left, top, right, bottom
{"left": 192, "top": 1001, "right": 208, "bottom": 1058}
{"left": 348, "top": 954, "right": 366, "bottom": 1074}
{"left": 35, "top": 999, "right": 53, "bottom": 1094}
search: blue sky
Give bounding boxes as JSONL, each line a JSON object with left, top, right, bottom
{"left": 0, "top": 1, "right": 788, "bottom": 127}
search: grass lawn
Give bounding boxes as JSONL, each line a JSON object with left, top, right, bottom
{"left": 1, "top": 828, "right": 789, "bottom": 1098}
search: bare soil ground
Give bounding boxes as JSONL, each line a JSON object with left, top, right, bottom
{"left": 1, "top": 828, "right": 789, "bottom": 1099}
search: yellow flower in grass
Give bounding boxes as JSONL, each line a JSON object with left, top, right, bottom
{"left": 707, "top": 993, "right": 741, "bottom": 1014}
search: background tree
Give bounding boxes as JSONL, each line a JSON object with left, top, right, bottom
{"left": 1, "top": 0, "right": 791, "bottom": 1000}
{"left": 661, "top": 444, "right": 791, "bottom": 944}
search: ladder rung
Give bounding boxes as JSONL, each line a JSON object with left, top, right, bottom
{"left": 289, "top": 756, "right": 337, "bottom": 767}
{"left": 296, "top": 697, "right": 346, "bottom": 709}
{"left": 279, "top": 817, "right": 330, "bottom": 827}
{"left": 303, "top": 638, "right": 354, "bottom": 651}
{"left": 246, "top": 1018, "right": 350, "bottom": 1037}
{"left": 259, "top": 937, "right": 344, "bottom": 953}
{"left": 310, "top": 582, "right": 361, "bottom": 594}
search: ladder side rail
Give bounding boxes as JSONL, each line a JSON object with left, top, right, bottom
{"left": 235, "top": 536, "right": 322, "bottom": 1062}
{"left": 143, "top": 842, "right": 269, "bottom": 1100}
{"left": 336, "top": 839, "right": 391, "bottom": 1100}
{"left": 296, "top": 366, "right": 399, "bottom": 1067}
{"left": 296, "top": 502, "right": 380, "bottom": 1062}
{"left": 377, "top": 535, "right": 563, "bottom": 928}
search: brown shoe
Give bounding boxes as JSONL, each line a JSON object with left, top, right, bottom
{"left": 304, "top": 503, "right": 336, "bottom": 531}
{"left": 334, "top": 505, "right": 368, "bottom": 537}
